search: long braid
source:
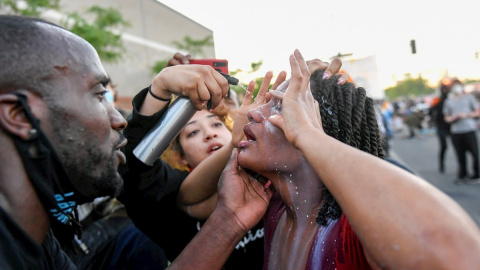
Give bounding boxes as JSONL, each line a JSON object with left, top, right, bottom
{"left": 365, "top": 98, "right": 378, "bottom": 156}
{"left": 360, "top": 106, "right": 371, "bottom": 153}
{"left": 342, "top": 83, "right": 353, "bottom": 145}
{"left": 351, "top": 87, "right": 366, "bottom": 149}
{"left": 310, "top": 70, "right": 384, "bottom": 226}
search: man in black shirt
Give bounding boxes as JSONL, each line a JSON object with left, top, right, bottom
{"left": 0, "top": 15, "right": 272, "bottom": 269}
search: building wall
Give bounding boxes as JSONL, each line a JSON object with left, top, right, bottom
{"left": 60, "top": 0, "right": 215, "bottom": 100}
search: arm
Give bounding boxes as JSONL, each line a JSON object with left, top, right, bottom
{"left": 176, "top": 59, "right": 346, "bottom": 219}
{"left": 269, "top": 50, "right": 480, "bottom": 269}
{"left": 176, "top": 72, "right": 287, "bottom": 220}
{"left": 169, "top": 150, "right": 273, "bottom": 269}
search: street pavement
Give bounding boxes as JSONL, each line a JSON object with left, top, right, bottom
{"left": 389, "top": 131, "right": 480, "bottom": 227}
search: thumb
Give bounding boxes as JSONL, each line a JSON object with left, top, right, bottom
{"left": 268, "top": 114, "right": 285, "bottom": 131}
{"left": 225, "top": 148, "right": 239, "bottom": 172}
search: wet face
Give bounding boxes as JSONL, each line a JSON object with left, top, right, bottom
{"left": 237, "top": 82, "right": 303, "bottom": 176}
{"left": 178, "top": 109, "right": 232, "bottom": 168}
{"left": 37, "top": 25, "right": 127, "bottom": 199}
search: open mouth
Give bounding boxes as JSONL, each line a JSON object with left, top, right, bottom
{"left": 208, "top": 143, "right": 223, "bottom": 154}
{"left": 243, "top": 125, "right": 256, "bottom": 141}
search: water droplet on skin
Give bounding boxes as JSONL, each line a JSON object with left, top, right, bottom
{"left": 307, "top": 215, "right": 309, "bottom": 218}
{"left": 289, "top": 174, "right": 292, "bottom": 177}
{"left": 304, "top": 200, "right": 307, "bottom": 202}
{"left": 296, "top": 192, "right": 298, "bottom": 195}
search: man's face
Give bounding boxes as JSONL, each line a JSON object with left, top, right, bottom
{"left": 178, "top": 109, "right": 232, "bottom": 168}
{"left": 36, "top": 25, "right": 127, "bottom": 199}
{"left": 237, "top": 82, "right": 303, "bottom": 176}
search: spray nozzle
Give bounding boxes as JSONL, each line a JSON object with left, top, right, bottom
{"left": 207, "top": 72, "right": 240, "bottom": 110}
{"left": 219, "top": 72, "right": 239, "bottom": 86}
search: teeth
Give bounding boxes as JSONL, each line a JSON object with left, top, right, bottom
{"left": 211, "top": 146, "right": 220, "bottom": 151}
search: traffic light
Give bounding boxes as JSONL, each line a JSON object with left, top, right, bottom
{"left": 410, "top": 40, "right": 416, "bottom": 54}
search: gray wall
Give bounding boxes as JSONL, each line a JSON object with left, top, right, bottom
{"left": 58, "top": 0, "right": 215, "bottom": 97}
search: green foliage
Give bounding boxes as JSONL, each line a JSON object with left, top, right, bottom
{"left": 0, "top": 0, "right": 59, "bottom": 16}
{"left": 385, "top": 76, "right": 435, "bottom": 99}
{"left": 151, "top": 60, "right": 169, "bottom": 75}
{"left": 64, "top": 6, "right": 130, "bottom": 63}
{"left": 151, "top": 35, "right": 214, "bottom": 74}
{"left": 230, "top": 60, "right": 266, "bottom": 98}
{"left": 172, "top": 35, "right": 214, "bottom": 57}
{"left": 249, "top": 60, "right": 263, "bottom": 73}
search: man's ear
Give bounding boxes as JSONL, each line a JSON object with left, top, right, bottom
{"left": 0, "top": 94, "right": 33, "bottom": 140}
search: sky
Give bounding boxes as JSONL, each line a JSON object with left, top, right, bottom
{"left": 158, "top": 0, "right": 480, "bottom": 89}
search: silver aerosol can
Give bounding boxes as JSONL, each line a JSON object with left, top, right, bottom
{"left": 133, "top": 72, "right": 239, "bottom": 166}
{"left": 133, "top": 97, "right": 196, "bottom": 166}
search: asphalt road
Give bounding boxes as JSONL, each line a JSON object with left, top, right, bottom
{"left": 389, "top": 130, "right": 480, "bottom": 227}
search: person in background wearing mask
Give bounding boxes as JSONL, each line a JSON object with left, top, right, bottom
{"left": 429, "top": 82, "right": 451, "bottom": 173}
{"left": 444, "top": 78, "right": 480, "bottom": 183}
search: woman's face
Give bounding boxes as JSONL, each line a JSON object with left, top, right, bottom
{"left": 238, "top": 83, "right": 303, "bottom": 175}
{"left": 179, "top": 109, "right": 232, "bottom": 168}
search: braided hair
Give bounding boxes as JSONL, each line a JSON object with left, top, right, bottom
{"left": 309, "top": 69, "right": 385, "bottom": 226}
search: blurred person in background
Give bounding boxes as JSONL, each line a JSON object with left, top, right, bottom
{"left": 444, "top": 78, "right": 480, "bottom": 183}
{"left": 429, "top": 81, "right": 451, "bottom": 173}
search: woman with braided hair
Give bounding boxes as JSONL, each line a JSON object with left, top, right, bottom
{"left": 235, "top": 50, "right": 480, "bottom": 269}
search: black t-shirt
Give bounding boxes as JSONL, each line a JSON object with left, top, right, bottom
{"left": 0, "top": 207, "right": 75, "bottom": 269}
{"left": 119, "top": 88, "right": 264, "bottom": 269}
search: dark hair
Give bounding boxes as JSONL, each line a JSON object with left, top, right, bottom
{"left": 0, "top": 15, "right": 68, "bottom": 96}
{"left": 310, "top": 69, "right": 385, "bottom": 226}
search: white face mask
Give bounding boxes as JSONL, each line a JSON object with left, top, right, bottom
{"left": 452, "top": 84, "right": 464, "bottom": 95}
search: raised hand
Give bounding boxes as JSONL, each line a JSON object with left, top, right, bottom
{"left": 231, "top": 71, "right": 287, "bottom": 147}
{"left": 268, "top": 50, "right": 324, "bottom": 148}
{"left": 216, "top": 149, "right": 273, "bottom": 232}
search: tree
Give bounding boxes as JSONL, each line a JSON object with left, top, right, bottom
{"left": 64, "top": 6, "right": 130, "bottom": 63}
{"left": 151, "top": 35, "right": 214, "bottom": 74}
{"left": 172, "top": 35, "right": 214, "bottom": 58}
{"left": 0, "top": 0, "right": 59, "bottom": 17}
{"left": 1, "top": 1, "right": 129, "bottom": 63}
{"left": 385, "top": 76, "right": 435, "bottom": 99}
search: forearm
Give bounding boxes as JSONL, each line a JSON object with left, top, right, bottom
{"left": 180, "top": 193, "right": 218, "bottom": 220}
{"left": 168, "top": 208, "right": 245, "bottom": 270}
{"left": 297, "top": 128, "right": 480, "bottom": 269}
{"left": 178, "top": 144, "right": 234, "bottom": 205}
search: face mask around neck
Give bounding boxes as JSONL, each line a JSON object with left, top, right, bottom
{"left": 10, "top": 93, "right": 89, "bottom": 236}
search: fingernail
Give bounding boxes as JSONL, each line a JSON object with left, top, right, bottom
{"left": 263, "top": 180, "right": 272, "bottom": 189}
{"left": 323, "top": 72, "right": 330, "bottom": 80}
{"left": 337, "top": 78, "right": 344, "bottom": 84}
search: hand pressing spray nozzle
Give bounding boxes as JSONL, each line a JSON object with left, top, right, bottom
{"left": 133, "top": 72, "right": 240, "bottom": 166}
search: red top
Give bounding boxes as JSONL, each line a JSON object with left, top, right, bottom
{"left": 263, "top": 193, "right": 372, "bottom": 270}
